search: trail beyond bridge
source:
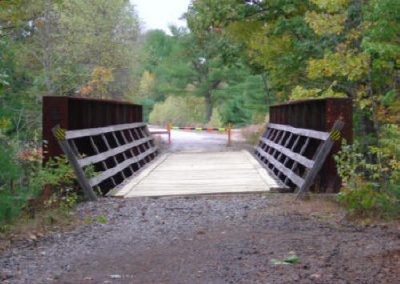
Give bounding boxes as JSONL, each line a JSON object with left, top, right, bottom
{"left": 112, "top": 150, "right": 282, "bottom": 198}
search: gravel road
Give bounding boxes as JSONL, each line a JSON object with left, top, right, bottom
{"left": 1, "top": 130, "right": 399, "bottom": 283}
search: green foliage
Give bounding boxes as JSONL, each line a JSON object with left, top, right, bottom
{"left": 96, "top": 216, "right": 108, "bottom": 223}
{"left": 335, "top": 136, "right": 400, "bottom": 218}
{"left": 289, "top": 84, "right": 346, "bottom": 100}
{"left": 136, "top": 28, "right": 267, "bottom": 125}
{"left": 29, "top": 156, "right": 75, "bottom": 197}
{"left": 271, "top": 255, "right": 300, "bottom": 265}
{"left": 304, "top": 11, "right": 347, "bottom": 35}
{"left": 0, "top": 153, "right": 77, "bottom": 225}
{"left": 307, "top": 51, "right": 370, "bottom": 81}
{"left": 208, "top": 108, "right": 223, "bottom": 128}
{"left": 149, "top": 96, "right": 206, "bottom": 126}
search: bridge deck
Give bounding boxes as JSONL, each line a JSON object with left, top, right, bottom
{"left": 112, "top": 150, "right": 283, "bottom": 198}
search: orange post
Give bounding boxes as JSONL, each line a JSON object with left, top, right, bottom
{"left": 227, "top": 123, "right": 232, "bottom": 146}
{"left": 167, "top": 123, "right": 172, "bottom": 144}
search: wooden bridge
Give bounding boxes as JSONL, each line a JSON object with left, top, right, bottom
{"left": 112, "top": 150, "right": 282, "bottom": 198}
{"left": 44, "top": 97, "right": 351, "bottom": 201}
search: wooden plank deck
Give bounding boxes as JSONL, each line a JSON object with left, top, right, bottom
{"left": 112, "top": 150, "right": 283, "bottom": 198}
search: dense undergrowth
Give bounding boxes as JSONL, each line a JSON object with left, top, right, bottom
{"left": 0, "top": 142, "right": 80, "bottom": 228}
{"left": 335, "top": 125, "right": 400, "bottom": 219}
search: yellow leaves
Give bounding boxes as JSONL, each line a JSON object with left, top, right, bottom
{"left": 0, "top": 117, "right": 11, "bottom": 130}
{"left": 305, "top": 11, "right": 346, "bottom": 35}
{"left": 91, "top": 67, "right": 113, "bottom": 84}
{"left": 305, "top": 0, "right": 350, "bottom": 36}
{"left": 321, "top": 83, "right": 346, "bottom": 97}
{"left": 346, "top": 28, "right": 362, "bottom": 42}
{"left": 290, "top": 86, "right": 321, "bottom": 100}
{"left": 307, "top": 51, "right": 370, "bottom": 81}
{"left": 289, "top": 82, "right": 346, "bottom": 101}
{"left": 138, "top": 71, "right": 156, "bottom": 98}
{"left": 310, "top": 0, "right": 349, "bottom": 13}
{"left": 225, "top": 21, "right": 264, "bottom": 44}
{"left": 376, "top": 99, "right": 400, "bottom": 125}
{"left": 248, "top": 30, "right": 292, "bottom": 70}
{"left": 80, "top": 66, "right": 114, "bottom": 98}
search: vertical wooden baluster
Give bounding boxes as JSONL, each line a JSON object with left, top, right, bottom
{"left": 269, "top": 130, "right": 286, "bottom": 173}
{"left": 142, "top": 125, "right": 157, "bottom": 159}
{"left": 101, "top": 133, "right": 126, "bottom": 180}
{"left": 89, "top": 136, "right": 117, "bottom": 187}
{"left": 128, "top": 128, "right": 145, "bottom": 167}
{"left": 120, "top": 130, "right": 137, "bottom": 174}
{"left": 276, "top": 133, "right": 293, "bottom": 179}
{"left": 111, "top": 131, "right": 132, "bottom": 176}
{"left": 284, "top": 137, "right": 310, "bottom": 185}
{"left": 280, "top": 135, "right": 301, "bottom": 186}
{"left": 133, "top": 127, "right": 150, "bottom": 163}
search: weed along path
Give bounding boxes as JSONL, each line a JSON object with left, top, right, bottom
{"left": 1, "top": 130, "right": 400, "bottom": 283}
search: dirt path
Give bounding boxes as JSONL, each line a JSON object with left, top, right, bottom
{"left": 1, "top": 130, "right": 400, "bottom": 283}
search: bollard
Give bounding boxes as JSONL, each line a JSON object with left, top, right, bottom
{"left": 227, "top": 123, "right": 232, "bottom": 146}
{"left": 167, "top": 123, "right": 172, "bottom": 144}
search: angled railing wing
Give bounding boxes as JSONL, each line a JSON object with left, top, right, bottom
{"left": 52, "top": 123, "right": 158, "bottom": 201}
{"left": 255, "top": 120, "right": 344, "bottom": 198}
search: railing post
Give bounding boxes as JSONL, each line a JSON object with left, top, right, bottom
{"left": 227, "top": 123, "right": 232, "bottom": 146}
{"left": 167, "top": 123, "right": 172, "bottom": 144}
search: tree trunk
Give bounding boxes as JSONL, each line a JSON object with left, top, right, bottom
{"left": 205, "top": 92, "right": 212, "bottom": 122}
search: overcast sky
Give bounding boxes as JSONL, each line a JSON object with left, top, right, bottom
{"left": 130, "top": 0, "right": 191, "bottom": 34}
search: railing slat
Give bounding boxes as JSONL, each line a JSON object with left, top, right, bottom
{"left": 268, "top": 123, "right": 329, "bottom": 140}
{"left": 256, "top": 146, "right": 305, "bottom": 188}
{"left": 260, "top": 137, "right": 314, "bottom": 169}
{"left": 65, "top": 122, "right": 146, "bottom": 139}
{"left": 88, "top": 147, "right": 157, "bottom": 187}
{"left": 78, "top": 137, "right": 152, "bottom": 167}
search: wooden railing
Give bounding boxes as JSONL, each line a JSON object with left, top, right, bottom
{"left": 255, "top": 120, "right": 344, "bottom": 198}
{"left": 52, "top": 122, "right": 158, "bottom": 201}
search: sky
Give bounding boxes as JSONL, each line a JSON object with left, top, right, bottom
{"left": 130, "top": 0, "right": 191, "bottom": 34}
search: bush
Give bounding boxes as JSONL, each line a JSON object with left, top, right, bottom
{"left": 149, "top": 95, "right": 206, "bottom": 126}
{"left": 0, "top": 141, "right": 25, "bottom": 224}
{"left": 241, "top": 124, "right": 266, "bottom": 145}
{"left": 208, "top": 108, "right": 223, "bottom": 128}
{"left": 335, "top": 125, "right": 400, "bottom": 219}
{"left": 0, "top": 154, "right": 77, "bottom": 226}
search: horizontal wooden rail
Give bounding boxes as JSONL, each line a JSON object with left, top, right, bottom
{"left": 78, "top": 137, "right": 153, "bottom": 167}
{"left": 88, "top": 147, "right": 157, "bottom": 187}
{"left": 256, "top": 147, "right": 305, "bottom": 188}
{"left": 259, "top": 137, "right": 315, "bottom": 169}
{"left": 268, "top": 123, "right": 330, "bottom": 141}
{"left": 65, "top": 122, "right": 145, "bottom": 139}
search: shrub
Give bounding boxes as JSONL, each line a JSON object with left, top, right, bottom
{"left": 149, "top": 95, "right": 206, "bottom": 126}
{"left": 0, "top": 141, "right": 24, "bottom": 224}
{"left": 241, "top": 124, "right": 266, "bottom": 145}
{"left": 0, "top": 154, "right": 77, "bottom": 226}
{"left": 335, "top": 125, "right": 400, "bottom": 218}
{"left": 208, "top": 108, "right": 223, "bottom": 128}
